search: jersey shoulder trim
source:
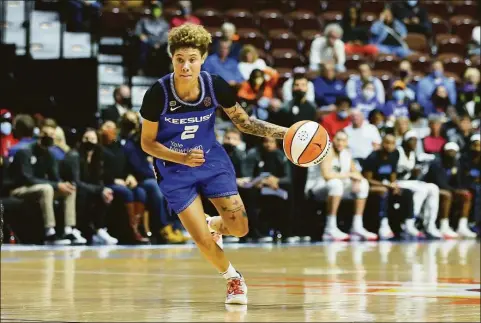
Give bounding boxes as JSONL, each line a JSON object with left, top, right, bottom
{"left": 157, "top": 74, "right": 171, "bottom": 116}
{"left": 202, "top": 71, "right": 219, "bottom": 108}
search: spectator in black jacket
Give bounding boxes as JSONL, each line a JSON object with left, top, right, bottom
{"left": 119, "top": 112, "right": 186, "bottom": 244}
{"left": 9, "top": 119, "right": 86, "bottom": 245}
{"left": 100, "top": 120, "right": 149, "bottom": 244}
{"left": 447, "top": 114, "right": 475, "bottom": 153}
{"left": 391, "top": 0, "right": 432, "bottom": 38}
{"left": 244, "top": 137, "right": 294, "bottom": 242}
{"left": 424, "top": 141, "right": 477, "bottom": 238}
{"left": 74, "top": 128, "right": 118, "bottom": 244}
{"left": 8, "top": 114, "right": 37, "bottom": 158}
{"left": 100, "top": 85, "right": 131, "bottom": 124}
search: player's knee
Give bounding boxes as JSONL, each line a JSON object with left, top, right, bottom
{"left": 327, "top": 179, "right": 343, "bottom": 196}
{"left": 229, "top": 217, "right": 249, "bottom": 237}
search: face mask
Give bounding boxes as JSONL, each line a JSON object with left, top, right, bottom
{"left": 409, "top": 110, "right": 424, "bottom": 121}
{"left": 464, "top": 92, "right": 475, "bottom": 101}
{"left": 363, "top": 89, "right": 375, "bottom": 100}
{"left": 1, "top": 122, "right": 12, "bottom": 136}
{"left": 292, "top": 90, "right": 306, "bottom": 101}
{"left": 82, "top": 141, "right": 96, "bottom": 151}
{"left": 223, "top": 143, "right": 235, "bottom": 153}
{"left": 121, "top": 97, "right": 131, "bottom": 108}
{"left": 122, "top": 120, "right": 137, "bottom": 134}
{"left": 40, "top": 136, "right": 54, "bottom": 147}
{"left": 399, "top": 70, "right": 409, "bottom": 79}
{"left": 180, "top": 6, "right": 191, "bottom": 16}
{"left": 375, "top": 121, "right": 385, "bottom": 129}
{"left": 33, "top": 127, "right": 40, "bottom": 136}
{"left": 433, "top": 70, "right": 443, "bottom": 78}
{"left": 152, "top": 7, "right": 162, "bottom": 18}
{"left": 393, "top": 90, "right": 405, "bottom": 101}
{"left": 337, "top": 111, "right": 349, "bottom": 119}
{"left": 407, "top": 0, "right": 418, "bottom": 6}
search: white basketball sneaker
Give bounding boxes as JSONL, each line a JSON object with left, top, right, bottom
{"left": 457, "top": 226, "right": 477, "bottom": 239}
{"left": 351, "top": 227, "right": 378, "bottom": 241}
{"left": 323, "top": 227, "right": 350, "bottom": 241}
{"left": 225, "top": 273, "right": 248, "bottom": 305}
{"left": 440, "top": 225, "right": 459, "bottom": 239}
{"left": 205, "top": 214, "right": 223, "bottom": 249}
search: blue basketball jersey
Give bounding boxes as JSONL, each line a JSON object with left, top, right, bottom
{"left": 154, "top": 71, "right": 221, "bottom": 175}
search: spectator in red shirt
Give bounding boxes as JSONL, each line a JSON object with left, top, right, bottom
{"left": 423, "top": 114, "right": 446, "bottom": 155}
{"left": 0, "top": 109, "right": 18, "bottom": 157}
{"left": 170, "top": 1, "right": 201, "bottom": 28}
{"left": 321, "top": 96, "right": 352, "bottom": 139}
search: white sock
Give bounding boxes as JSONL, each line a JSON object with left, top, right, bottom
{"left": 352, "top": 214, "right": 363, "bottom": 231}
{"left": 221, "top": 263, "right": 240, "bottom": 280}
{"left": 45, "top": 227, "right": 55, "bottom": 236}
{"left": 458, "top": 218, "right": 468, "bottom": 230}
{"left": 405, "top": 218, "right": 415, "bottom": 229}
{"left": 64, "top": 226, "right": 73, "bottom": 235}
{"left": 326, "top": 215, "right": 337, "bottom": 229}
{"left": 380, "top": 217, "right": 389, "bottom": 228}
{"left": 440, "top": 218, "right": 450, "bottom": 230}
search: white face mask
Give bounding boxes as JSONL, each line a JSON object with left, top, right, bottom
{"left": 363, "top": 89, "right": 375, "bottom": 100}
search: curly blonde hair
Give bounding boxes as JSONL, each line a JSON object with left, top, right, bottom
{"left": 168, "top": 23, "right": 212, "bottom": 57}
{"left": 239, "top": 45, "right": 259, "bottom": 62}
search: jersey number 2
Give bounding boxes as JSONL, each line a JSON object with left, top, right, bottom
{"left": 181, "top": 125, "right": 199, "bottom": 140}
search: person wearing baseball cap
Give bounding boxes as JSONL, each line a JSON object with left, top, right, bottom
{"left": 424, "top": 141, "right": 477, "bottom": 238}
{"left": 396, "top": 130, "right": 442, "bottom": 238}
{"left": 383, "top": 81, "right": 411, "bottom": 122}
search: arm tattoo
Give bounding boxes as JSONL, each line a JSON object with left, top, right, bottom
{"left": 223, "top": 103, "right": 288, "bottom": 139}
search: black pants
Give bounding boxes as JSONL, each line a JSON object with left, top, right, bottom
{"left": 76, "top": 187, "right": 107, "bottom": 235}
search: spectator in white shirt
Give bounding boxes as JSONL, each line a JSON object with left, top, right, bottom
{"left": 344, "top": 109, "right": 382, "bottom": 165}
{"left": 282, "top": 67, "right": 316, "bottom": 103}
{"left": 309, "top": 24, "right": 346, "bottom": 72}
{"left": 238, "top": 45, "right": 267, "bottom": 81}
{"left": 346, "top": 63, "right": 385, "bottom": 104}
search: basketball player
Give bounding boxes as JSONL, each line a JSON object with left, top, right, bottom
{"left": 139, "top": 24, "right": 288, "bottom": 305}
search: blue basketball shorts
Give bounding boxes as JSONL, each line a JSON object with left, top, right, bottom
{"left": 156, "top": 151, "right": 238, "bottom": 214}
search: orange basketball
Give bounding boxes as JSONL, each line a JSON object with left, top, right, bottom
{"left": 283, "top": 120, "right": 331, "bottom": 167}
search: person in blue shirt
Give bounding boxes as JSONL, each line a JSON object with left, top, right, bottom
{"left": 383, "top": 80, "right": 411, "bottom": 120}
{"left": 352, "top": 82, "right": 383, "bottom": 118}
{"left": 416, "top": 60, "right": 457, "bottom": 115}
{"left": 202, "top": 39, "right": 244, "bottom": 86}
{"left": 140, "top": 24, "right": 289, "bottom": 305}
{"left": 346, "top": 63, "right": 386, "bottom": 104}
{"left": 313, "top": 62, "right": 346, "bottom": 111}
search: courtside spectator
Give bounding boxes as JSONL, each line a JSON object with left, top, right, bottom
{"left": 321, "top": 96, "right": 352, "bottom": 138}
{"left": 203, "top": 40, "right": 244, "bottom": 86}
{"left": 238, "top": 45, "right": 267, "bottom": 81}
{"left": 460, "top": 134, "right": 481, "bottom": 236}
{"left": 1, "top": 110, "right": 17, "bottom": 157}
{"left": 424, "top": 142, "right": 476, "bottom": 238}
{"left": 417, "top": 60, "right": 457, "bottom": 115}
{"left": 309, "top": 24, "right": 346, "bottom": 72}
{"left": 75, "top": 128, "right": 118, "bottom": 245}
{"left": 468, "top": 26, "right": 480, "bottom": 56}
{"left": 344, "top": 109, "right": 382, "bottom": 166}
{"left": 311, "top": 131, "right": 378, "bottom": 241}
{"left": 353, "top": 82, "right": 383, "bottom": 118}
{"left": 313, "top": 62, "right": 346, "bottom": 112}
{"left": 346, "top": 63, "right": 385, "bottom": 104}
{"left": 100, "top": 121, "right": 149, "bottom": 244}
{"left": 134, "top": 2, "right": 170, "bottom": 75}
{"left": 394, "top": 116, "right": 411, "bottom": 146}
{"left": 342, "top": 4, "right": 379, "bottom": 57}
{"left": 9, "top": 119, "right": 86, "bottom": 245}
{"left": 170, "top": 1, "right": 200, "bottom": 28}
{"left": 212, "top": 22, "right": 241, "bottom": 60}
{"left": 101, "top": 85, "right": 132, "bottom": 124}
{"left": 423, "top": 114, "right": 447, "bottom": 155}
{"left": 391, "top": 0, "right": 432, "bottom": 37}
{"left": 383, "top": 81, "right": 411, "bottom": 120}
{"left": 370, "top": 8, "right": 411, "bottom": 58}
{"left": 8, "top": 114, "right": 36, "bottom": 158}
{"left": 368, "top": 109, "right": 391, "bottom": 137}
{"left": 396, "top": 131, "right": 441, "bottom": 238}
{"left": 283, "top": 67, "right": 316, "bottom": 103}
{"left": 119, "top": 112, "right": 186, "bottom": 244}
{"left": 362, "top": 134, "right": 422, "bottom": 238}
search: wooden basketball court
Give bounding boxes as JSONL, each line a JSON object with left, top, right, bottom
{"left": 1, "top": 241, "right": 480, "bottom": 322}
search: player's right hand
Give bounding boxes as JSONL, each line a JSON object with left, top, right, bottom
{"left": 183, "top": 149, "right": 205, "bottom": 167}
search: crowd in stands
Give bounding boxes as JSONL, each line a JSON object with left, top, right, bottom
{"left": 1, "top": 0, "right": 480, "bottom": 245}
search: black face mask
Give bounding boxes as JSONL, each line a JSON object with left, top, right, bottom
{"left": 40, "top": 136, "right": 54, "bottom": 147}
{"left": 223, "top": 143, "right": 235, "bottom": 154}
{"left": 81, "top": 141, "right": 97, "bottom": 151}
{"left": 433, "top": 96, "right": 450, "bottom": 107}
{"left": 464, "top": 92, "right": 475, "bottom": 102}
{"left": 409, "top": 109, "right": 424, "bottom": 121}
{"left": 122, "top": 120, "right": 137, "bottom": 134}
{"left": 399, "top": 70, "right": 409, "bottom": 79}
{"left": 121, "top": 97, "right": 131, "bottom": 108}
{"left": 292, "top": 90, "right": 306, "bottom": 102}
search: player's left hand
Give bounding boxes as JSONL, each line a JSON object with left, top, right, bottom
{"left": 183, "top": 149, "right": 205, "bottom": 167}
{"left": 125, "top": 175, "right": 138, "bottom": 188}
